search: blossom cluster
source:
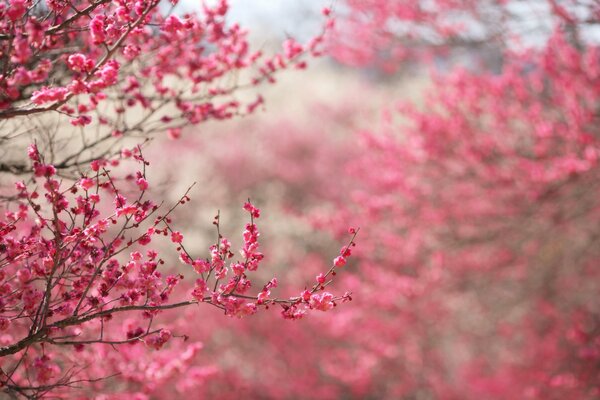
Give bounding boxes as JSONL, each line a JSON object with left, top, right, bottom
{"left": 0, "top": 144, "right": 356, "bottom": 397}
{"left": 0, "top": 0, "right": 333, "bottom": 160}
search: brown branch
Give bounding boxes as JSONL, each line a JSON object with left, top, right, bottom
{"left": 0, "top": 300, "right": 198, "bottom": 357}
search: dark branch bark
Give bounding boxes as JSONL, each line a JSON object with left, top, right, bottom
{"left": 0, "top": 300, "right": 198, "bottom": 357}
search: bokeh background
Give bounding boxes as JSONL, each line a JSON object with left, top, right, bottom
{"left": 105, "top": 1, "right": 600, "bottom": 399}
{"left": 20, "top": 1, "right": 593, "bottom": 398}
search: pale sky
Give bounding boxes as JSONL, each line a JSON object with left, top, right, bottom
{"left": 179, "top": 0, "right": 330, "bottom": 41}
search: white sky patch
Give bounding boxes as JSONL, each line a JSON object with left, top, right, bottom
{"left": 178, "top": 0, "right": 330, "bottom": 41}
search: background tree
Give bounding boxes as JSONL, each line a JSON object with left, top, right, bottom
{"left": 157, "top": 1, "right": 599, "bottom": 398}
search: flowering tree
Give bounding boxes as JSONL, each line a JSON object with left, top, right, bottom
{"left": 0, "top": 1, "right": 359, "bottom": 398}
{"left": 332, "top": 0, "right": 594, "bottom": 72}
{"left": 163, "top": 1, "right": 600, "bottom": 398}
{"left": 0, "top": 0, "right": 331, "bottom": 175}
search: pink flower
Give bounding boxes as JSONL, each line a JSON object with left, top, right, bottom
{"left": 89, "top": 15, "right": 106, "bottom": 44}
{"left": 179, "top": 252, "right": 192, "bottom": 264}
{"left": 192, "top": 279, "right": 207, "bottom": 300}
{"left": 90, "top": 159, "right": 106, "bottom": 172}
{"left": 67, "top": 53, "right": 94, "bottom": 72}
{"left": 281, "top": 305, "right": 306, "bottom": 320}
{"left": 147, "top": 329, "right": 172, "bottom": 350}
{"left": 283, "top": 38, "right": 304, "bottom": 59}
{"left": 33, "top": 163, "right": 56, "bottom": 177}
{"left": 257, "top": 290, "right": 270, "bottom": 304}
{"left": 167, "top": 128, "right": 182, "bottom": 140}
{"left": 136, "top": 178, "right": 149, "bottom": 191}
{"left": 116, "top": 205, "right": 137, "bottom": 217}
{"left": 138, "top": 234, "right": 151, "bottom": 246}
{"left": 123, "top": 44, "right": 141, "bottom": 60}
{"left": 78, "top": 178, "right": 94, "bottom": 190}
{"left": 192, "top": 259, "right": 210, "bottom": 274}
{"left": 231, "top": 262, "right": 245, "bottom": 276}
{"left": 70, "top": 115, "right": 92, "bottom": 126}
{"left": 266, "top": 277, "right": 278, "bottom": 288}
{"left": 309, "top": 292, "right": 334, "bottom": 311}
{"left": 340, "top": 245, "right": 352, "bottom": 257}
{"left": 31, "top": 87, "right": 68, "bottom": 104}
{"left": 316, "top": 273, "right": 326, "bottom": 284}
{"left": 333, "top": 256, "right": 347, "bottom": 268}
{"left": 243, "top": 201, "right": 260, "bottom": 218}
{"left": 162, "top": 15, "right": 185, "bottom": 33}
{"left": 301, "top": 290, "right": 311, "bottom": 302}
{"left": 171, "top": 231, "right": 184, "bottom": 243}
{"left": 7, "top": 0, "right": 26, "bottom": 21}
{"left": 96, "top": 60, "right": 120, "bottom": 86}
{"left": 27, "top": 143, "right": 39, "bottom": 161}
